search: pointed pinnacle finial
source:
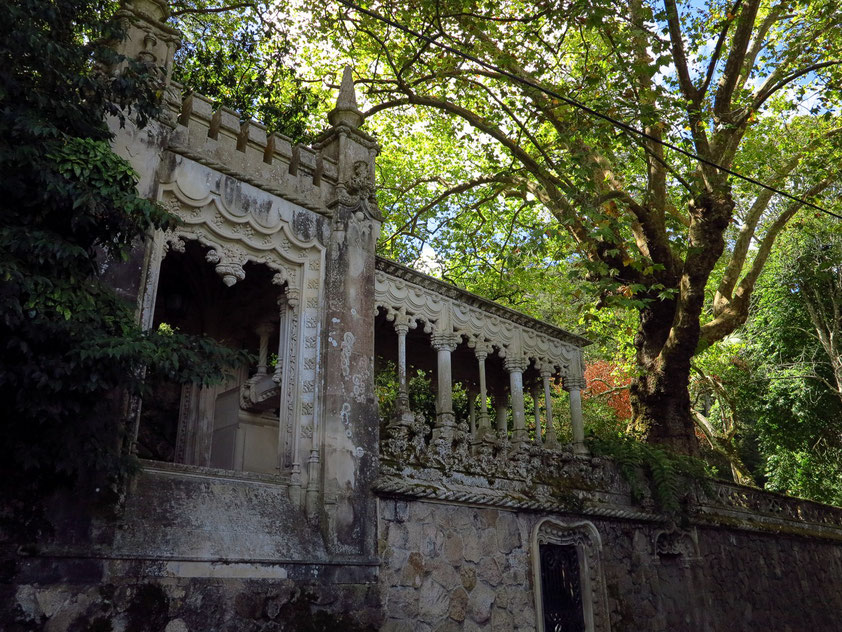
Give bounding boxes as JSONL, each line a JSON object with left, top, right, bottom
{"left": 328, "top": 65, "right": 364, "bottom": 129}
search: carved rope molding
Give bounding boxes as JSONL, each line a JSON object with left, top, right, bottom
{"left": 137, "top": 155, "right": 327, "bottom": 496}
{"left": 375, "top": 265, "right": 585, "bottom": 377}
{"left": 372, "top": 475, "right": 842, "bottom": 542}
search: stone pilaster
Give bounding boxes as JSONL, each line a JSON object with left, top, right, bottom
{"left": 313, "top": 66, "right": 382, "bottom": 556}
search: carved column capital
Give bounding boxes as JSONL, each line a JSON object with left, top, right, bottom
{"left": 205, "top": 248, "right": 245, "bottom": 287}
{"left": 431, "top": 333, "right": 459, "bottom": 352}
{"left": 563, "top": 376, "right": 587, "bottom": 391}
{"left": 285, "top": 287, "right": 301, "bottom": 309}
{"left": 394, "top": 322, "right": 410, "bottom": 336}
{"left": 473, "top": 340, "right": 492, "bottom": 361}
{"left": 504, "top": 356, "right": 528, "bottom": 373}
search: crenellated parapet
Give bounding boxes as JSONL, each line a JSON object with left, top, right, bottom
{"left": 163, "top": 88, "right": 341, "bottom": 215}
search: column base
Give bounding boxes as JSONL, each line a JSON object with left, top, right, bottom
{"left": 511, "top": 428, "right": 528, "bottom": 447}
{"left": 387, "top": 408, "right": 416, "bottom": 431}
{"left": 573, "top": 441, "right": 589, "bottom": 456}
{"left": 431, "top": 412, "right": 456, "bottom": 443}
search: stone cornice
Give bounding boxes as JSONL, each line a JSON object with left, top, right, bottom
{"left": 372, "top": 473, "right": 842, "bottom": 542}
{"left": 375, "top": 257, "right": 591, "bottom": 348}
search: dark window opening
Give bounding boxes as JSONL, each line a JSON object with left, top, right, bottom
{"left": 540, "top": 542, "right": 585, "bottom": 632}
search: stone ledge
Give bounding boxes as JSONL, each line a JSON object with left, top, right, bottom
{"left": 373, "top": 473, "right": 842, "bottom": 542}
{"left": 14, "top": 554, "right": 381, "bottom": 584}
{"left": 138, "top": 458, "right": 290, "bottom": 487}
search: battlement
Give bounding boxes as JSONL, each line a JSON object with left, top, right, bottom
{"left": 163, "top": 85, "right": 340, "bottom": 214}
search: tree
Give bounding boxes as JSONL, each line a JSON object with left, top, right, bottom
{"left": 168, "top": 0, "right": 323, "bottom": 142}
{"left": 741, "top": 218, "right": 842, "bottom": 502}
{"left": 0, "top": 0, "right": 246, "bottom": 539}
{"left": 295, "top": 0, "right": 842, "bottom": 453}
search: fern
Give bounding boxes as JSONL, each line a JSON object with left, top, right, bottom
{"left": 589, "top": 436, "right": 714, "bottom": 517}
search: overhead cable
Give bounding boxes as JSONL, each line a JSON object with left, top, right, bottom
{"left": 337, "top": 0, "right": 842, "bottom": 220}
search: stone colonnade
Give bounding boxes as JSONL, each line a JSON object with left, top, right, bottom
{"left": 375, "top": 260, "right": 589, "bottom": 454}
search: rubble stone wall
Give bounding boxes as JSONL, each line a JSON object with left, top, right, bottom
{"left": 7, "top": 573, "right": 382, "bottom": 632}
{"left": 378, "top": 497, "right": 842, "bottom": 632}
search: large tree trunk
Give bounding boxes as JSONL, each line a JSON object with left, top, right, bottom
{"left": 629, "top": 298, "right": 700, "bottom": 456}
{"left": 629, "top": 190, "right": 734, "bottom": 456}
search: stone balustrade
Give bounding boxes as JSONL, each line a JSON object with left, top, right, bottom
{"left": 374, "top": 258, "right": 591, "bottom": 471}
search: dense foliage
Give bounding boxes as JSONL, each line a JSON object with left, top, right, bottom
{"left": 0, "top": 0, "right": 247, "bottom": 539}
{"left": 692, "top": 218, "right": 842, "bottom": 504}
{"left": 169, "top": 0, "right": 323, "bottom": 142}
{"left": 289, "top": 0, "right": 842, "bottom": 453}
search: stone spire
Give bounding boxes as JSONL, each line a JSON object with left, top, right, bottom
{"left": 328, "top": 66, "right": 364, "bottom": 129}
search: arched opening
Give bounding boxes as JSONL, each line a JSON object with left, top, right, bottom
{"left": 136, "top": 239, "right": 288, "bottom": 475}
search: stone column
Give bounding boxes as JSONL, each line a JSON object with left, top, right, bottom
{"left": 395, "top": 322, "right": 410, "bottom": 412}
{"left": 255, "top": 322, "right": 273, "bottom": 375}
{"left": 505, "top": 357, "right": 528, "bottom": 446}
{"left": 467, "top": 387, "right": 477, "bottom": 441}
{"left": 494, "top": 391, "right": 508, "bottom": 439}
{"left": 541, "top": 369, "right": 559, "bottom": 448}
{"left": 387, "top": 321, "right": 415, "bottom": 431}
{"left": 475, "top": 348, "right": 492, "bottom": 440}
{"left": 431, "top": 333, "right": 459, "bottom": 441}
{"left": 530, "top": 385, "right": 542, "bottom": 446}
{"left": 564, "top": 376, "right": 588, "bottom": 455}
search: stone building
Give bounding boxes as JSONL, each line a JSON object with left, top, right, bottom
{"left": 8, "top": 2, "right": 842, "bottom": 630}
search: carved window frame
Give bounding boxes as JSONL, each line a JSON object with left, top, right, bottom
{"left": 531, "top": 518, "right": 611, "bottom": 632}
{"left": 135, "top": 157, "right": 327, "bottom": 486}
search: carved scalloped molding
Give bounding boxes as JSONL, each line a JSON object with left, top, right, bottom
{"left": 531, "top": 518, "right": 611, "bottom": 632}
{"left": 375, "top": 269, "right": 584, "bottom": 377}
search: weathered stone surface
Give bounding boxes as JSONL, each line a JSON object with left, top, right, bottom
{"left": 459, "top": 566, "right": 476, "bottom": 592}
{"left": 443, "top": 532, "right": 464, "bottom": 564}
{"left": 388, "top": 586, "right": 420, "bottom": 620}
{"left": 448, "top": 587, "right": 468, "bottom": 622}
{"left": 466, "top": 582, "right": 495, "bottom": 624}
{"left": 379, "top": 497, "right": 842, "bottom": 632}
{"left": 476, "top": 556, "right": 502, "bottom": 587}
{"left": 398, "top": 551, "right": 425, "bottom": 588}
{"left": 418, "top": 578, "right": 450, "bottom": 623}
{"left": 164, "top": 619, "right": 188, "bottom": 632}
{"left": 491, "top": 605, "right": 513, "bottom": 630}
{"left": 495, "top": 512, "right": 521, "bottom": 554}
{"left": 427, "top": 558, "right": 461, "bottom": 591}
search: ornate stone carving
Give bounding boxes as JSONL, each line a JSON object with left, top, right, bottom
{"left": 564, "top": 375, "right": 587, "bottom": 391}
{"left": 150, "top": 168, "right": 327, "bottom": 496}
{"left": 653, "top": 523, "right": 700, "bottom": 560}
{"left": 205, "top": 248, "right": 245, "bottom": 286}
{"left": 504, "top": 356, "right": 529, "bottom": 373}
{"left": 375, "top": 259, "right": 586, "bottom": 383}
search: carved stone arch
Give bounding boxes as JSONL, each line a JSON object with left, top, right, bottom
{"left": 531, "top": 518, "right": 611, "bottom": 632}
{"left": 137, "top": 166, "right": 328, "bottom": 501}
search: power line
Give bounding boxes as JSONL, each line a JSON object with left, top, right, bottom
{"left": 336, "top": 0, "right": 842, "bottom": 221}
